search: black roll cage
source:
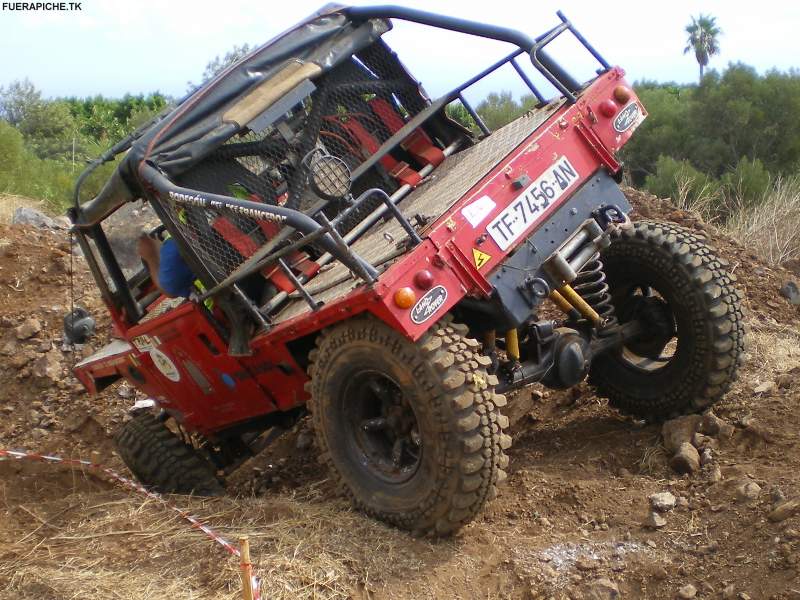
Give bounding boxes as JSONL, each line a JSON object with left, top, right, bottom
{"left": 70, "top": 5, "right": 611, "bottom": 329}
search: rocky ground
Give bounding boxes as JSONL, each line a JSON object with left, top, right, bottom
{"left": 0, "top": 190, "right": 799, "bottom": 599}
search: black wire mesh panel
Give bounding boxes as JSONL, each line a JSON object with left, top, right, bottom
{"left": 162, "top": 42, "right": 440, "bottom": 285}
{"left": 159, "top": 194, "right": 277, "bottom": 285}
{"left": 172, "top": 42, "right": 431, "bottom": 239}
{"left": 307, "top": 151, "right": 352, "bottom": 201}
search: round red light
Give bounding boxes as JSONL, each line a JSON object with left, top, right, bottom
{"left": 413, "top": 269, "right": 435, "bottom": 289}
{"left": 598, "top": 99, "right": 617, "bottom": 118}
{"left": 613, "top": 85, "right": 632, "bottom": 104}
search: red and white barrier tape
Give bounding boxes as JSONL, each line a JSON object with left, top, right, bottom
{"left": 0, "top": 447, "right": 261, "bottom": 599}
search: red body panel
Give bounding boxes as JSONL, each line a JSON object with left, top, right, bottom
{"left": 268, "top": 68, "right": 644, "bottom": 341}
{"left": 75, "top": 68, "right": 645, "bottom": 436}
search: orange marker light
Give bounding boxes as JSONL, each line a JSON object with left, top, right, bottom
{"left": 613, "top": 85, "right": 632, "bottom": 104}
{"left": 393, "top": 287, "right": 416, "bottom": 309}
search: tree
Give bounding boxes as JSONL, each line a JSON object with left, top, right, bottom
{"left": 0, "top": 79, "right": 43, "bottom": 127}
{"left": 684, "top": 14, "right": 722, "bottom": 82}
{"left": 477, "top": 91, "right": 541, "bottom": 132}
{"left": 18, "top": 99, "right": 79, "bottom": 160}
{"left": 187, "top": 43, "right": 253, "bottom": 92}
{"left": 620, "top": 82, "right": 692, "bottom": 183}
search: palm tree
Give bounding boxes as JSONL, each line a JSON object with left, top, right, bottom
{"left": 684, "top": 14, "right": 722, "bottom": 83}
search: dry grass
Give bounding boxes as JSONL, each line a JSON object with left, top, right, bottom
{"left": 0, "top": 193, "right": 47, "bottom": 225}
{"left": 672, "top": 174, "right": 722, "bottom": 221}
{"left": 0, "top": 464, "right": 453, "bottom": 600}
{"left": 744, "top": 319, "right": 800, "bottom": 376}
{"left": 723, "top": 177, "right": 800, "bottom": 266}
{"left": 637, "top": 440, "right": 668, "bottom": 476}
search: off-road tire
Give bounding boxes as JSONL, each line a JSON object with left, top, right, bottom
{"left": 115, "top": 412, "right": 224, "bottom": 496}
{"left": 589, "top": 220, "right": 745, "bottom": 421}
{"left": 307, "top": 316, "right": 511, "bottom": 536}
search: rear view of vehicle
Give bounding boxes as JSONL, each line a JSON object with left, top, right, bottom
{"left": 68, "top": 6, "right": 744, "bottom": 536}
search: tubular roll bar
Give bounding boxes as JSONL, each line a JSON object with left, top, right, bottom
{"left": 139, "top": 164, "right": 379, "bottom": 288}
{"left": 344, "top": 5, "right": 609, "bottom": 103}
{"left": 345, "top": 6, "right": 611, "bottom": 180}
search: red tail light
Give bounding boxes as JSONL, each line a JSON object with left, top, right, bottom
{"left": 598, "top": 99, "right": 617, "bottom": 118}
{"left": 413, "top": 269, "right": 435, "bottom": 289}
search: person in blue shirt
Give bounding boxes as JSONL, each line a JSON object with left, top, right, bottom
{"left": 137, "top": 233, "right": 195, "bottom": 298}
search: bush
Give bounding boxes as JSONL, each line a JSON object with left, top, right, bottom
{"left": 0, "top": 119, "right": 85, "bottom": 212}
{"left": 621, "top": 84, "right": 692, "bottom": 183}
{"left": 720, "top": 156, "right": 771, "bottom": 210}
{"left": 644, "top": 155, "right": 721, "bottom": 217}
{"left": 445, "top": 102, "right": 476, "bottom": 131}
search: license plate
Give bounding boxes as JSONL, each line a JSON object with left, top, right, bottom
{"left": 487, "top": 156, "right": 579, "bottom": 251}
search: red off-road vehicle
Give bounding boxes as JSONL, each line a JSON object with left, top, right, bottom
{"left": 68, "top": 6, "right": 744, "bottom": 535}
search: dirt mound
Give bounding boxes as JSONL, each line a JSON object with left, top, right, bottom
{"left": 0, "top": 194, "right": 47, "bottom": 225}
{"left": 0, "top": 224, "right": 124, "bottom": 458}
{"left": 1, "top": 190, "right": 799, "bottom": 599}
{"left": 626, "top": 186, "right": 800, "bottom": 326}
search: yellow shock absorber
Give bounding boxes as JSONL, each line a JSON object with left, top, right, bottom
{"left": 549, "top": 289, "right": 577, "bottom": 315}
{"left": 505, "top": 328, "right": 520, "bottom": 361}
{"left": 558, "top": 283, "right": 603, "bottom": 325}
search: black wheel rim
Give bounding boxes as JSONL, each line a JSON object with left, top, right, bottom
{"left": 343, "top": 370, "right": 422, "bottom": 484}
{"left": 615, "top": 284, "right": 679, "bottom": 373}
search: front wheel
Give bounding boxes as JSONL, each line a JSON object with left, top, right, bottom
{"left": 589, "top": 220, "right": 745, "bottom": 421}
{"left": 307, "top": 316, "right": 510, "bottom": 536}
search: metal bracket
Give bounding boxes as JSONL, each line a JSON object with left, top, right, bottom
{"left": 575, "top": 121, "right": 622, "bottom": 174}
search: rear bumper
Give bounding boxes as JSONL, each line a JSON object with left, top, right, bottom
{"left": 488, "top": 170, "right": 630, "bottom": 326}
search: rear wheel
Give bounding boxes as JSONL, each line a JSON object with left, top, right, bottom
{"left": 307, "top": 316, "right": 510, "bottom": 536}
{"left": 589, "top": 220, "right": 745, "bottom": 421}
{"left": 115, "top": 412, "right": 223, "bottom": 496}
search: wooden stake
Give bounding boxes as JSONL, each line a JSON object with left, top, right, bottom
{"left": 239, "top": 535, "right": 254, "bottom": 600}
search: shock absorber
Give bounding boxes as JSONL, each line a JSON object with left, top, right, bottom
{"left": 571, "top": 254, "right": 618, "bottom": 329}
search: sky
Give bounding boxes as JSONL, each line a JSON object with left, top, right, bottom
{"left": 0, "top": 0, "right": 798, "bottom": 103}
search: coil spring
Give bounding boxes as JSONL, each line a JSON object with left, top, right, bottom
{"left": 572, "top": 255, "right": 617, "bottom": 328}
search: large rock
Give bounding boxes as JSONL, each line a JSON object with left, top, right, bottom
{"left": 700, "top": 411, "right": 734, "bottom": 439}
{"left": 586, "top": 578, "right": 620, "bottom": 599}
{"left": 752, "top": 380, "right": 775, "bottom": 395}
{"left": 11, "top": 206, "right": 58, "bottom": 229}
{"left": 779, "top": 281, "right": 800, "bottom": 305}
{"left": 642, "top": 511, "right": 667, "bottom": 528}
{"left": 735, "top": 480, "right": 761, "bottom": 502}
{"left": 768, "top": 499, "right": 800, "bottom": 522}
{"left": 32, "top": 350, "right": 61, "bottom": 382}
{"left": 669, "top": 442, "right": 701, "bottom": 474}
{"left": 662, "top": 415, "right": 702, "bottom": 454}
{"left": 649, "top": 491, "right": 677, "bottom": 512}
{"left": 15, "top": 317, "right": 42, "bottom": 340}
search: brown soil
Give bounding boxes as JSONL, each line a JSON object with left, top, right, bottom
{"left": 1, "top": 190, "right": 799, "bottom": 599}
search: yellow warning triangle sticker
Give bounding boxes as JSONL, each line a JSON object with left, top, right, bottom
{"left": 472, "top": 248, "right": 492, "bottom": 269}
